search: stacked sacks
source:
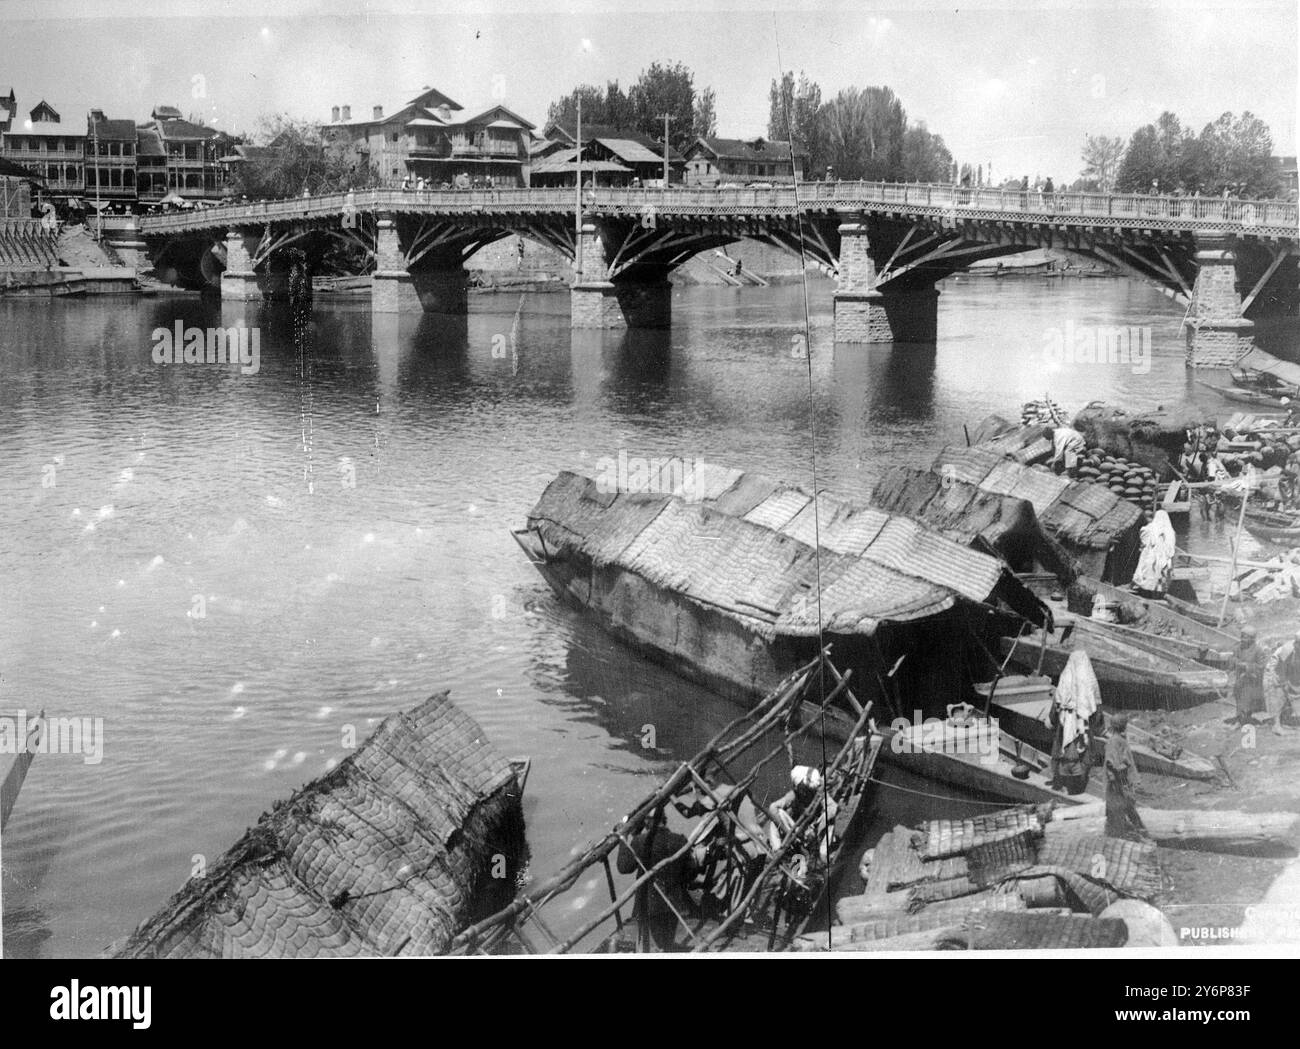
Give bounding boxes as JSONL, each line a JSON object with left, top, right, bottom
{"left": 1021, "top": 399, "right": 1066, "bottom": 427}
{"left": 1073, "top": 448, "right": 1160, "bottom": 520}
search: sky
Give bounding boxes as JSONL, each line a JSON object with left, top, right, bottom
{"left": 3, "top": 0, "right": 1296, "bottom": 184}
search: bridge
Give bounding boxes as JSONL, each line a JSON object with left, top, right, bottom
{"left": 135, "top": 183, "right": 1300, "bottom": 366}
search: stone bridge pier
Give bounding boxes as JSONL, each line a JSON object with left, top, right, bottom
{"left": 372, "top": 215, "right": 471, "bottom": 315}
{"left": 833, "top": 214, "right": 940, "bottom": 344}
{"left": 570, "top": 215, "right": 672, "bottom": 329}
{"left": 220, "top": 230, "right": 260, "bottom": 301}
{"left": 1185, "top": 245, "right": 1255, "bottom": 367}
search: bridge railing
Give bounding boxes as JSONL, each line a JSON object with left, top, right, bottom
{"left": 136, "top": 182, "right": 1299, "bottom": 233}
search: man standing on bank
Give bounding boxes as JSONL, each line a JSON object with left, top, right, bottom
{"left": 1232, "top": 625, "right": 1267, "bottom": 727}
{"left": 1263, "top": 630, "right": 1300, "bottom": 737}
{"left": 1104, "top": 714, "right": 1150, "bottom": 842}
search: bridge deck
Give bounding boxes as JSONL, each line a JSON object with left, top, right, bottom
{"left": 138, "top": 183, "right": 1299, "bottom": 240}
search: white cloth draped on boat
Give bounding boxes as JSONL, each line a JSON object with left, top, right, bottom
{"left": 1132, "top": 509, "right": 1176, "bottom": 593}
{"left": 1054, "top": 648, "right": 1101, "bottom": 749}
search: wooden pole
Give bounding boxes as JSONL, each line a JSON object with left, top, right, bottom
{"left": 1219, "top": 477, "right": 1251, "bottom": 627}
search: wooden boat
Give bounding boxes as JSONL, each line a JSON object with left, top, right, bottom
{"left": 1196, "top": 380, "right": 1293, "bottom": 410}
{"left": 114, "top": 692, "right": 529, "bottom": 958}
{"left": 997, "top": 622, "right": 1229, "bottom": 709}
{"left": 974, "top": 675, "right": 1220, "bottom": 781}
{"left": 1243, "top": 508, "right": 1300, "bottom": 545}
{"left": 1065, "top": 575, "right": 1238, "bottom": 641}
{"left": 448, "top": 655, "right": 884, "bottom": 954}
{"left": 518, "top": 467, "right": 1083, "bottom": 806}
{"left": 1230, "top": 367, "right": 1300, "bottom": 399}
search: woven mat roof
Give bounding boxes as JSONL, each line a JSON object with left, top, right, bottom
{"left": 113, "top": 693, "right": 518, "bottom": 958}
{"left": 529, "top": 464, "right": 1028, "bottom": 638}
{"left": 933, "top": 445, "right": 1142, "bottom": 550}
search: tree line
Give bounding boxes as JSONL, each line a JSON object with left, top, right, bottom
{"left": 1081, "top": 111, "right": 1280, "bottom": 196}
{"left": 766, "top": 71, "right": 953, "bottom": 182}
{"left": 545, "top": 61, "right": 716, "bottom": 151}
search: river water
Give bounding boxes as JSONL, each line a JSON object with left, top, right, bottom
{"left": 2, "top": 276, "right": 1296, "bottom": 956}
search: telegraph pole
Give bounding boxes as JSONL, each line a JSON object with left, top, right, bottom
{"left": 574, "top": 94, "right": 582, "bottom": 270}
{"left": 660, "top": 113, "right": 672, "bottom": 189}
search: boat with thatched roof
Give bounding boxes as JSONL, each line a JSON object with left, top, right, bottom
{"left": 111, "top": 692, "right": 527, "bottom": 958}
{"left": 932, "top": 445, "right": 1145, "bottom": 584}
{"left": 516, "top": 461, "right": 1095, "bottom": 805}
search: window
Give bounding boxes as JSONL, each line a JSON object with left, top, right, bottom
{"left": 124, "top": 170, "right": 135, "bottom": 187}
{"left": 65, "top": 164, "right": 76, "bottom": 182}
{"left": 123, "top": 143, "right": 133, "bottom": 157}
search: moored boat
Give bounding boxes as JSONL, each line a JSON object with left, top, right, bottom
{"left": 1243, "top": 508, "right": 1300, "bottom": 545}
{"left": 997, "top": 622, "right": 1229, "bottom": 709}
{"left": 516, "top": 464, "right": 1090, "bottom": 805}
{"left": 112, "top": 692, "right": 529, "bottom": 958}
{"left": 1195, "top": 380, "right": 1293, "bottom": 410}
{"left": 449, "top": 654, "right": 885, "bottom": 954}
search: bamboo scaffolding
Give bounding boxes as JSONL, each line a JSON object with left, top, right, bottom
{"left": 691, "top": 698, "right": 878, "bottom": 952}
{"left": 448, "top": 653, "right": 835, "bottom": 953}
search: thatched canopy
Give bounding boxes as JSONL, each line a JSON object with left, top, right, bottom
{"left": 527, "top": 464, "right": 1045, "bottom": 640}
{"left": 112, "top": 693, "right": 522, "bottom": 958}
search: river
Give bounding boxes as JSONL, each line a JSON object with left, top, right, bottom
{"left": 1, "top": 275, "right": 1295, "bottom": 956}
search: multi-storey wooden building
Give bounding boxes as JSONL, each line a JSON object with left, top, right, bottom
{"left": 137, "top": 106, "right": 230, "bottom": 202}
{"left": 0, "top": 100, "right": 85, "bottom": 203}
{"left": 323, "top": 87, "right": 535, "bottom": 187}
{"left": 683, "top": 137, "right": 806, "bottom": 186}
{"left": 86, "top": 110, "right": 137, "bottom": 204}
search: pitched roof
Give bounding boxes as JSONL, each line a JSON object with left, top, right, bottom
{"left": 688, "top": 136, "right": 807, "bottom": 162}
{"left": 528, "top": 463, "right": 1042, "bottom": 640}
{"left": 12, "top": 121, "right": 80, "bottom": 137}
{"left": 113, "top": 692, "right": 520, "bottom": 958}
{"left": 545, "top": 122, "right": 683, "bottom": 161}
{"left": 88, "top": 116, "right": 137, "bottom": 140}
{"left": 151, "top": 105, "right": 183, "bottom": 120}
{"left": 592, "top": 137, "right": 663, "bottom": 164}
{"left": 405, "top": 86, "right": 462, "bottom": 111}
{"left": 155, "top": 118, "right": 221, "bottom": 140}
{"left": 457, "top": 104, "right": 535, "bottom": 131}
{"left": 933, "top": 445, "right": 1143, "bottom": 551}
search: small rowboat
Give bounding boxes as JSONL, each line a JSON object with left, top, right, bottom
{"left": 975, "top": 676, "right": 1219, "bottom": 782}
{"left": 997, "top": 623, "right": 1229, "bottom": 709}
{"left": 1196, "top": 380, "right": 1293, "bottom": 410}
{"left": 1230, "top": 367, "right": 1300, "bottom": 399}
{"left": 1243, "top": 508, "right": 1300, "bottom": 545}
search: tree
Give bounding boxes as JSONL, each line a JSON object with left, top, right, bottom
{"left": 818, "top": 85, "right": 906, "bottom": 181}
{"left": 546, "top": 84, "right": 610, "bottom": 129}
{"left": 1080, "top": 134, "right": 1125, "bottom": 191}
{"left": 230, "top": 115, "right": 374, "bottom": 198}
{"left": 900, "top": 123, "right": 952, "bottom": 183}
{"left": 1115, "top": 124, "right": 1162, "bottom": 192}
{"left": 1197, "top": 111, "right": 1276, "bottom": 195}
{"left": 1113, "top": 110, "right": 1277, "bottom": 195}
{"left": 692, "top": 86, "right": 717, "bottom": 140}
{"left": 628, "top": 61, "right": 696, "bottom": 151}
{"left": 768, "top": 72, "right": 824, "bottom": 171}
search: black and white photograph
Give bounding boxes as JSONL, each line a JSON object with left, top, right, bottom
{"left": 1, "top": 0, "right": 1298, "bottom": 986}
